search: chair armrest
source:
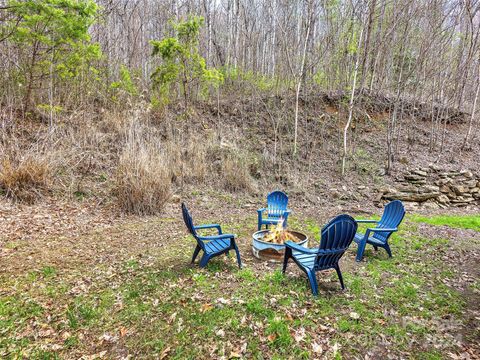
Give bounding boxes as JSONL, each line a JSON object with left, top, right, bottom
{"left": 283, "top": 209, "right": 291, "bottom": 216}
{"left": 355, "top": 219, "right": 378, "bottom": 223}
{"left": 361, "top": 227, "right": 398, "bottom": 242}
{"left": 194, "top": 224, "right": 222, "bottom": 234}
{"left": 285, "top": 241, "right": 318, "bottom": 254}
{"left": 368, "top": 227, "right": 398, "bottom": 233}
{"left": 198, "top": 233, "right": 236, "bottom": 241}
{"left": 257, "top": 208, "right": 266, "bottom": 214}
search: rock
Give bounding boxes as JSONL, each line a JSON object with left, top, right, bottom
{"left": 377, "top": 185, "right": 396, "bottom": 194}
{"left": 409, "top": 180, "right": 427, "bottom": 185}
{"left": 434, "top": 178, "right": 451, "bottom": 186}
{"left": 460, "top": 170, "right": 473, "bottom": 178}
{"left": 451, "top": 196, "right": 475, "bottom": 203}
{"left": 419, "top": 185, "right": 440, "bottom": 193}
{"left": 330, "top": 189, "right": 340, "bottom": 199}
{"left": 374, "top": 193, "right": 384, "bottom": 203}
{"left": 446, "top": 191, "right": 457, "bottom": 199}
{"left": 382, "top": 191, "right": 439, "bottom": 202}
{"left": 405, "top": 174, "right": 426, "bottom": 181}
{"left": 453, "top": 185, "right": 468, "bottom": 195}
{"left": 440, "top": 171, "right": 460, "bottom": 178}
{"left": 439, "top": 185, "right": 451, "bottom": 193}
{"left": 470, "top": 187, "right": 479, "bottom": 194}
{"left": 422, "top": 201, "right": 439, "bottom": 210}
{"left": 464, "top": 179, "right": 478, "bottom": 188}
{"left": 403, "top": 202, "right": 420, "bottom": 210}
{"left": 436, "top": 194, "right": 450, "bottom": 204}
{"left": 396, "top": 184, "right": 419, "bottom": 193}
{"left": 429, "top": 163, "right": 443, "bottom": 172}
{"left": 350, "top": 193, "right": 362, "bottom": 201}
{"left": 412, "top": 169, "right": 428, "bottom": 177}
{"left": 357, "top": 185, "right": 366, "bottom": 190}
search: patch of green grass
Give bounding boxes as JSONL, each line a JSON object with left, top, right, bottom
{"left": 41, "top": 266, "right": 57, "bottom": 278}
{"left": 237, "top": 267, "right": 256, "bottom": 282}
{"left": 63, "top": 335, "right": 79, "bottom": 349}
{"left": 410, "top": 214, "right": 480, "bottom": 231}
{"left": 266, "top": 317, "right": 292, "bottom": 347}
{"left": 416, "top": 350, "right": 443, "bottom": 360}
{"left": 31, "top": 350, "right": 61, "bottom": 360}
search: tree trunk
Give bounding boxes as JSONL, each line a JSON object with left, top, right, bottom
{"left": 341, "top": 23, "right": 364, "bottom": 176}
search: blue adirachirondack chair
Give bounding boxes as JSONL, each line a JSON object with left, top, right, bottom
{"left": 182, "top": 203, "right": 242, "bottom": 268}
{"left": 282, "top": 214, "right": 358, "bottom": 296}
{"left": 354, "top": 200, "right": 406, "bottom": 262}
{"left": 257, "top": 191, "right": 291, "bottom": 231}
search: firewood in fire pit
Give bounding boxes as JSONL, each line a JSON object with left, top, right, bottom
{"left": 262, "top": 219, "right": 301, "bottom": 244}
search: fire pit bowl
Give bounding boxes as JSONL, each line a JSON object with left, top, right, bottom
{"left": 252, "top": 230, "right": 309, "bottom": 262}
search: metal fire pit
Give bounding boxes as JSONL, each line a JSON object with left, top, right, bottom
{"left": 252, "top": 230, "right": 309, "bottom": 262}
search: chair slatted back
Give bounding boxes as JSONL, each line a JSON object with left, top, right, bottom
{"left": 181, "top": 203, "right": 204, "bottom": 248}
{"left": 266, "top": 191, "right": 288, "bottom": 219}
{"left": 315, "top": 214, "right": 357, "bottom": 270}
{"left": 372, "top": 200, "right": 405, "bottom": 243}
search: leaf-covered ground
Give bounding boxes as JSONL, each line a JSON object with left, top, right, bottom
{"left": 1, "top": 198, "right": 479, "bottom": 359}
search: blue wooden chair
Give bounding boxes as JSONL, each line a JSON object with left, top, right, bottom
{"left": 181, "top": 203, "right": 242, "bottom": 268}
{"left": 282, "top": 214, "right": 358, "bottom": 296}
{"left": 354, "top": 200, "right": 406, "bottom": 262}
{"left": 257, "top": 191, "right": 291, "bottom": 231}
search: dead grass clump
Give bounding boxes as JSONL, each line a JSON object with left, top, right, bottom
{"left": 207, "top": 144, "right": 253, "bottom": 192}
{"left": 222, "top": 153, "right": 253, "bottom": 191}
{"left": 114, "top": 122, "right": 172, "bottom": 215}
{"left": 0, "top": 156, "right": 52, "bottom": 203}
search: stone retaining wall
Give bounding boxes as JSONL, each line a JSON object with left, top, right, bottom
{"left": 379, "top": 165, "right": 480, "bottom": 209}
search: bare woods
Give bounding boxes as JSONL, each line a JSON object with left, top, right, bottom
{"left": 0, "top": 0, "right": 479, "bottom": 213}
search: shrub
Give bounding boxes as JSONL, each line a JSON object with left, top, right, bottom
{"left": 0, "top": 156, "right": 51, "bottom": 203}
{"left": 114, "top": 124, "right": 172, "bottom": 215}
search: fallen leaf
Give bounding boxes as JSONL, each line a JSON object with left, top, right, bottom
{"left": 350, "top": 312, "right": 360, "bottom": 320}
{"left": 200, "top": 303, "right": 214, "bottom": 313}
{"left": 119, "top": 327, "right": 128, "bottom": 337}
{"left": 217, "top": 297, "right": 231, "bottom": 305}
{"left": 160, "top": 346, "right": 171, "bottom": 360}
{"left": 267, "top": 334, "right": 277, "bottom": 342}
{"left": 312, "top": 342, "right": 323, "bottom": 354}
{"left": 229, "top": 350, "right": 242, "bottom": 358}
{"left": 293, "top": 328, "right": 306, "bottom": 343}
{"left": 99, "top": 333, "right": 118, "bottom": 343}
{"left": 168, "top": 312, "right": 177, "bottom": 324}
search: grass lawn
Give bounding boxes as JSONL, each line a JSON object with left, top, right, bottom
{"left": 0, "top": 210, "right": 479, "bottom": 359}
{"left": 410, "top": 214, "right": 480, "bottom": 231}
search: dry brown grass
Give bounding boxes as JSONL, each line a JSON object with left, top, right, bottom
{"left": 206, "top": 143, "right": 253, "bottom": 192}
{"left": 114, "top": 121, "right": 172, "bottom": 215}
{"left": 221, "top": 151, "right": 253, "bottom": 192}
{"left": 0, "top": 155, "right": 52, "bottom": 203}
{"left": 0, "top": 105, "right": 258, "bottom": 209}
